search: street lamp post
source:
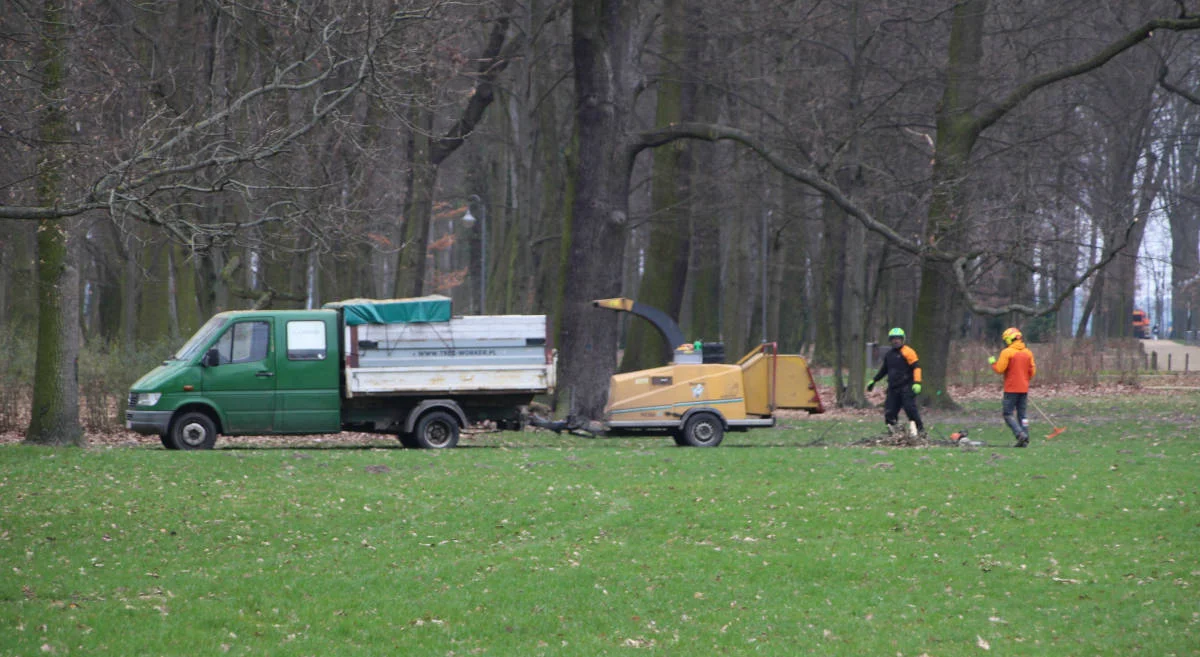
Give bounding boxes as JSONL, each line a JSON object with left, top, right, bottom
{"left": 462, "top": 195, "right": 486, "bottom": 313}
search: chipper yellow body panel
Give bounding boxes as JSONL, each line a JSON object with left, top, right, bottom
{"left": 594, "top": 298, "right": 823, "bottom": 446}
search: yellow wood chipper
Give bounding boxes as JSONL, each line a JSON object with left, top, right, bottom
{"left": 589, "top": 298, "right": 824, "bottom": 446}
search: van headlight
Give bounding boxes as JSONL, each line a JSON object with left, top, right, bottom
{"left": 135, "top": 393, "right": 161, "bottom": 407}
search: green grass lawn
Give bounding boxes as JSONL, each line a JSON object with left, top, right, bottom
{"left": 2, "top": 395, "right": 1197, "bottom": 656}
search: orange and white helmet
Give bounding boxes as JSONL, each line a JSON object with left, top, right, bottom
{"left": 1002, "top": 327, "right": 1023, "bottom": 345}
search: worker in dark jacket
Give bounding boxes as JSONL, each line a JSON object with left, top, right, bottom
{"left": 866, "top": 327, "right": 924, "bottom": 436}
{"left": 989, "top": 327, "right": 1037, "bottom": 447}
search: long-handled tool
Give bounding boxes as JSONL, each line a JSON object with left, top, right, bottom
{"left": 1028, "top": 398, "right": 1066, "bottom": 439}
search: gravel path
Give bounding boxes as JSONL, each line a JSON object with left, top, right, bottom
{"left": 1141, "top": 340, "right": 1200, "bottom": 373}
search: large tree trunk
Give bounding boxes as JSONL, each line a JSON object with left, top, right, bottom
{"left": 720, "top": 176, "right": 751, "bottom": 356}
{"left": 25, "top": 0, "right": 83, "bottom": 447}
{"left": 839, "top": 0, "right": 870, "bottom": 408}
{"left": 1099, "top": 152, "right": 1158, "bottom": 338}
{"left": 529, "top": 1, "right": 571, "bottom": 322}
{"left": 395, "top": 94, "right": 436, "bottom": 299}
{"left": 1168, "top": 124, "right": 1200, "bottom": 339}
{"left": 1051, "top": 157, "right": 1080, "bottom": 338}
{"left": 1091, "top": 56, "right": 1159, "bottom": 339}
{"left": 911, "top": 0, "right": 986, "bottom": 409}
{"left": 557, "top": 0, "right": 640, "bottom": 420}
{"left": 620, "top": 0, "right": 692, "bottom": 372}
{"left": 686, "top": 57, "right": 724, "bottom": 346}
{"left": 816, "top": 190, "right": 846, "bottom": 369}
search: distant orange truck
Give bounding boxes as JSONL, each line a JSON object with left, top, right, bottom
{"left": 1132, "top": 309, "right": 1150, "bottom": 338}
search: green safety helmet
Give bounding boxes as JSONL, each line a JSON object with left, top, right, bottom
{"left": 888, "top": 327, "right": 906, "bottom": 340}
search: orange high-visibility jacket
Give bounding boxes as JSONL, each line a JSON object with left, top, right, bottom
{"left": 992, "top": 340, "right": 1036, "bottom": 393}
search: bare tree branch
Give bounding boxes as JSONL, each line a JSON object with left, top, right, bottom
{"left": 633, "top": 120, "right": 1144, "bottom": 320}
{"left": 632, "top": 121, "right": 930, "bottom": 259}
{"left": 0, "top": 13, "right": 386, "bottom": 224}
{"left": 1158, "top": 64, "right": 1200, "bottom": 105}
{"left": 432, "top": 0, "right": 518, "bottom": 164}
{"left": 972, "top": 16, "right": 1200, "bottom": 139}
{"left": 957, "top": 219, "right": 1140, "bottom": 317}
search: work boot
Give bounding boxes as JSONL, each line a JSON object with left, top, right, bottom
{"left": 1016, "top": 433, "right": 1029, "bottom": 448}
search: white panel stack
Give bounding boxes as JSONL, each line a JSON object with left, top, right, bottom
{"left": 344, "top": 315, "right": 555, "bottom": 396}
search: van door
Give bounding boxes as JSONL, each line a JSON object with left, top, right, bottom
{"left": 274, "top": 316, "right": 342, "bottom": 433}
{"left": 202, "top": 319, "right": 276, "bottom": 434}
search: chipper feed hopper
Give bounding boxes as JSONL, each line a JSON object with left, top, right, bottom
{"left": 593, "top": 298, "right": 824, "bottom": 446}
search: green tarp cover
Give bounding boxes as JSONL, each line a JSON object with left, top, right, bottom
{"left": 324, "top": 296, "right": 452, "bottom": 325}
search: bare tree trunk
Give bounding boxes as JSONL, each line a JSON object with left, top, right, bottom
{"left": 1100, "top": 151, "right": 1159, "bottom": 337}
{"left": 1091, "top": 58, "right": 1160, "bottom": 338}
{"left": 529, "top": 2, "right": 571, "bottom": 321}
{"left": 911, "top": 0, "right": 986, "bottom": 409}
{"left": 1168, "top": 114, "right": 1200, "bottom": 338}
{"left": 165, "top": 247, "right": 180, "bottom": 340}
{"left": 25, "top": 0, "right": 82, "bottom": 446}
{"left": 686, "top": 67, "right": 724, "bottom": 345}
{"left": 620, "top": 0, "right": 692, "bottom": 371}
{"left": 1051, "top": 157, "right": 1080, "bottom": 338}
{"left": 117, "top": 229, "right": 139, "bottom": 352}
{"left": 395, "top": 94, "right": 435, "bottom": 298}
{"left": 557, "top": 0, "right": 640, "bottom": 420}
{"left": 842, "top": 170, "right": 867, "bottom": 407}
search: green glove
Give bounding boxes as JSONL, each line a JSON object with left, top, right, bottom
{"left": 987, "top": 356, "right": 997, "bottom": 365}
{"left": 912, "top": 383, "right": 922, "bottom": 395}
{"left": 866, "top": 381, "right": 875, "bottom": 393}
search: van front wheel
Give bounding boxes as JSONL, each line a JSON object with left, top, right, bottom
{"left": 171, "top": 412, "right": 218, "bottom": 450}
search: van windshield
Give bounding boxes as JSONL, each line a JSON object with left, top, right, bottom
{"left": 172, "top": 315, "right": 229, "bottom": 361}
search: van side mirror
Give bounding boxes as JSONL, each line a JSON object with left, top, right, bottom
{"left": 203, "top": 348, "right": 220, "bottom": 367}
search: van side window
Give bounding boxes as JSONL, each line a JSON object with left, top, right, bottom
{"left": 287, "top": 320, "right": 327, "bottom": 361}
{"left": 214, "top": 321, "right": 270, "bottom": 364}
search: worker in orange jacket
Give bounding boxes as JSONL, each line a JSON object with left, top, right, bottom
{"left": 989, "top": 327, "right": 1037, "bottom": 447}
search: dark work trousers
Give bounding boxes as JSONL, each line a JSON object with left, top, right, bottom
{"left": 1002, "top": 391, "right": 1028, "bottom": 438}
{"left": 884, "top": 386, "right": 923, "bottom": 430}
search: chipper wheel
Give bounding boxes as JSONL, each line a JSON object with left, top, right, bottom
{"left": 677, "top": 412, "right": 725, "bottom": 447}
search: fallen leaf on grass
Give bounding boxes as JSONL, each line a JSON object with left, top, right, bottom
{"left": 976, "top": 635, "right": 990, "bottom": 650}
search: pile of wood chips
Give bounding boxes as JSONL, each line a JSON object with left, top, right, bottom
{"left": 851, "top": 428, "right": 940, "bottom": 448}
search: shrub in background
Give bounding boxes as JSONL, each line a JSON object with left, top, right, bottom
{"left": 0, "top": 329, "right": 181, "bottom": 436}
{"left": 1022, "top": 314, "right": 1056, "bottom": 343}
{"left": 79, "top": 336, "right": 181, "bottom": 432}
{"left": 0, "top": 329, "right": 35, "bottom": 433}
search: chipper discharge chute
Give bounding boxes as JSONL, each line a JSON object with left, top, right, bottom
{"left": 592, "top": 298, "right": 823, "bottom": 447}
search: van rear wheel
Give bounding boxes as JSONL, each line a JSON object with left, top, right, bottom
{"left": 412, "top": 411, "right": 460, "bottom": 449}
